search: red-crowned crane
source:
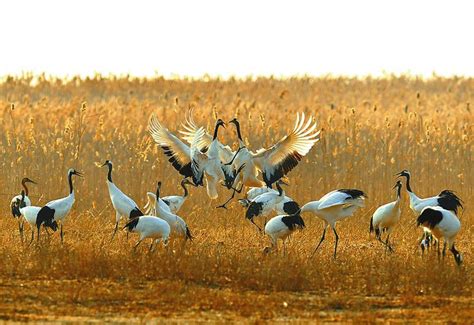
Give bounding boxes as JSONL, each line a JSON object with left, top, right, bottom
{"left": 36, "top": 169, "right": 82, "bottom": 243}
{"left": 300, "top": 189, "right": 367, "bottom": 258}
{"left": 101, "top": 160, "right": 143, "bottom": 239}
{"left": 417, "top": 206, "right": 462, "bottom": 265}
{"left": 10, "top": 177, "right": 37, "bottom": 238}
{"left": 370, "top": 181, "right": 402, "bottom": 252}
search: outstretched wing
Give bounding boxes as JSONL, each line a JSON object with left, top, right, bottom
{"left": 253, "top": 113, "right": 320, "bottom": 187}
{"left": 190, "top": 127, "right": 208, "bottom": 186}
{"left": 148, "top": 114, "right": 193, "bottom": 178}
{"left": 179, "top": 108, "right": 213, "bottom": 152}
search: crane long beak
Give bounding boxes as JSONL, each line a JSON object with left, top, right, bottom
{"left": 394, "top": 172, "right": 402, "bottom": 177}
{"left": 30, "top": 180, "right": 38, "bottom": 185}
{"left": 100, "top": 162, "right": 108, "bottom": 167}
{"left": 392, "top": 183, "right": 399, "bottom": 189}
{"left": 74, "top": 171, "right": 84, "bottom": 177}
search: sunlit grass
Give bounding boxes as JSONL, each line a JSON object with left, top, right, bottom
{"left": 0, "top": 75, "right": 472, "bottom": 321}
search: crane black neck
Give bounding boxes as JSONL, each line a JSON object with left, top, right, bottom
{"left": 181, "top": 181, "right": 189, "bottom": 197}
{"left": 107, "top": 163, "right": 113, "bottom": 182}
{"left": 22, "top": 180, "right": 29, "bottom": 196}
{"left": 213, "top": 123, "right": 223, "bottom": 140}
{"left": 68, "top": 173, "right": 74, "bottom": 194}
{"left": 156, "top": 184, "right": 161, "bottom": 199}
{"left": 276, "top": 182, "right": 284, "bottom": 196}
{"left": 20, "top": 190, "right": 26, "bottom": 206}
{"left": 234, "top": 121, "right": 243, "bottom": 142}
{"left": 404, "top": 174, "right": 412, "bottom": 192}
{"left": 397, "top": 185, "right": 402, "bottom": 198}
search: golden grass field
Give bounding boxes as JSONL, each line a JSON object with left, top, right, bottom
{"left": 0, "top": 75, "right": 472, "bottom": 322}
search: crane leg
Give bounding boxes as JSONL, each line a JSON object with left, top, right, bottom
{"left": 310, "top": 225, "right": 328, "bottom": 258}
{"left": 442, "top": 241, "right": 447, "bottom": 258}
{"left": 37, "top": 226, "right": 41, "bottom": 243}
{"left": 29, "top": 230, "right": 35, "bottom": 246}
{"left": 385, "top": 234, "right": 393, "bottom": 253}
{"left": 216, "top": 188, "right": 237, "bottom": 209}
{"left": 148, "top": 240, "right": 155, "bottom": 253}
{"left": 133, "top": 239, "right": 143, "bottom": 251}
{"left": 60, "top": 224, "right": 64, "bottom": 244}
{"left": 18, "top": 220, "right": 24, "bottom": 241}
{"left": 224, "top": 147, "right": 243, "bottom": 166}
{"left": 250, "top": 219, "right": 262, "bottom": 232}
{"left": 111, "top": 222, "right": 119, "bottom": 241}
{"left": 333, "top": 227, "right": 339, "bottom": 259}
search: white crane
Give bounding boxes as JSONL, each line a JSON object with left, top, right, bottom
{"left": 123, "top": 216, "right": 171, "bottom": 252}
{"left": 300, "top": 189, "right": 367, "bottom": 258}
{"left": 154, "top": 181, "right": 193, "bottom": 241}
{"left": 10, "top": 177, "right": 37, "bottom": 237}
{"left": 16, "top": 190, "right": 59, "bottom": 244}
{"left": 264, "top": 213, "right": 305, "bottom": 254}
{"left": 36, "top": 168, "right": 82, "bottom": 243}
{"left": 417, "top": 206, "right": 462, "bottom": 265}
{"left": 245, "top": 180, "right": 287, "bottom": 231}
{"left": 396, "top": 170, "right": 463, "bottom": 250}
{"left": 370, "top": 181, "right": 402, "bottom": 252}
{"left": 101, "top": 160, "right": 144, "bottom": 239}
{"left": 144, "top": 178, "right": 195, "bottom": 215}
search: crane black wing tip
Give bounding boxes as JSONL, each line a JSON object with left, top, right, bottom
{"left": 338, "top": 189, "right": 367, "bottom": 199}
{"left": 282, "top": 213, "right": 305, "bottom": 231}
{"left": 123, "top": 217, "right": 140, "bottom": 231}
{"left": 438, "top": 190, "right": 464, "bottom": 214}
{"left": 417, "top": 208, "right": 443, "bottom": 229}
{"left": 263, "top": 151, "right": 303, "bottom": 187}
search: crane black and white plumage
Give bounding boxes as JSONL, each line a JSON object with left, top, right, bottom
{"left": 396, "top": 170, "right": 464, "bottom": 249}
{"left": 36, "top": 169, "right": 82, "bottom": 243}
{"left": 417, "top": 206, "right": 462, "bottom": 265}
{"left": 264, "top": 213, "right": 305, "bottom": 254}
{"left": 10, "top": 177, "right": 37, "bottom": 237}
{"left": 239, "top": 187, "right": 300, "bottom": 215}
{"left": 370, "top": 181, "right": 402, "bottom": 252}
{"left": 16, "top": 190, "right": 59, "bottom": 244}
{"left": 101, "top": 160, "right": 144, "bottom": 239}
{"left": 227, "top": 113, "right": 320, "bottom": 188}
{"left": 144, "top": 178, "right": 195, "bottom": 215}
{"left": 300, "top": 189, "right": 366, "bottom": 258}
{"left": 245, "top": 180, "right": 289, "bottom": 231}
{"left": 155, "top": 181, "right": 192, "bottom": 241}
{"left": 123, "top": 216, "right": 171, "bottom": 252}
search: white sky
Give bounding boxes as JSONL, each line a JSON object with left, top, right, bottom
{"left": 1, "top": 0, "right": 473, "bottom": 78}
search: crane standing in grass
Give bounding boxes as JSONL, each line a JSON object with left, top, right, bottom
{"left": 10, "top": 177, "right": 37, "bottom": 238}
{"left": 16, "top": 190, "right": 58, "bottom": 244}
{"left": 36, "top": 169, "right": 82, "bottom": 243}
{"left": 370, "top": 181, "right": 402, "bottom": 252}
{"left": 396, "top": 170, "right": 463, "bottom": 251}
{"left": 264, "top": 212, "right": 305, "bottom": 254}
{"left": 417, "top": 206, "right": 462, "bottom": 265}
{"left": 101, "top": 160, "right": 144, "bottom": 239}
{"left": 300, "top": 189, "right": 367, "bottom": 259}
